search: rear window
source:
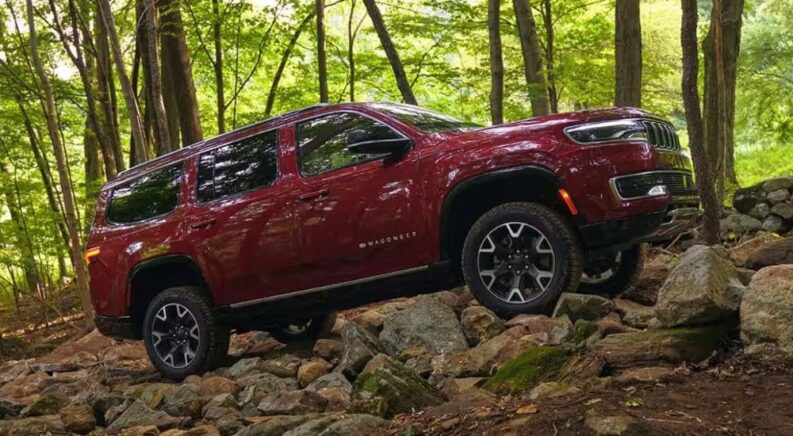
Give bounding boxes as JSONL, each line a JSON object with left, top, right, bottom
{"left": 106, "top": 164, "right": 183, "bottom": 224}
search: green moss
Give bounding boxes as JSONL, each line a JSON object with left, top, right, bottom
{"left": 570, "top": 320, "right": 598, "bottom": 344}
{"left": 351, "top": 359, "right": 444, "bottom": 417}
{"left": 483, "top": 346, "right": 571, "bottom": 394}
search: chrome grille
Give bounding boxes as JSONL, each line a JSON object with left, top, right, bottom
{"left": 642, "top": 120, "right": 680, "bottom": 151}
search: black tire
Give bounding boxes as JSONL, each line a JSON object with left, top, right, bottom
{"left": 268, "top": 313, "right": 336, "bottom": 344}
{"left": 579, "top": 243, "right": 647, "bottom": 297}
{"left": 142, "top": 286, "right": 229, "bottom": 380}
{"left": 462, "top": 202, "right": 583, "bottom": 318}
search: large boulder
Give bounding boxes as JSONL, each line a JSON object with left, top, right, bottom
{"left": 379, "top": 296, "right": 468, "bottom": 356}
{"left": 740, "top": 265, "right": 793, "bottom": 361}
{"left": 654, "top": 245, "right": 744, "bottom": 327}
{"left": 745, "top": 238, "right": 793, "bottom": 270}
{"left": 335, "top": 323, "right": 384, "bottom": 378}
{"left": 591, "top": 325, "right": 728, "bottom": 367}
{"left": 482, "top": 346, "right": 571, "bottom": 394}
{"left": 729, "top": 232, "right": 782, "bottom": 267}
{"left": 351, "top": 355, "right": 444, "bottom": 417}
{"left": 552, "top": 293, "right": 614, "bottom": 322}
{"left": 460, "top": 306, "right": 505, "bottom": 346}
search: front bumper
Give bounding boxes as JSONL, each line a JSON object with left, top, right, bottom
{"left": 95, "top": 315, "right": 138, "bottom": 340}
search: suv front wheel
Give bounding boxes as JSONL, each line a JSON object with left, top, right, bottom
{"left": 580, "top": 243, "right": 647, "bottom": 297}
{"left": 142, "top": 286, "right": 229, "bottom": 380}
{"left": 462, "top": 202, "right": 582, "bottom": 318}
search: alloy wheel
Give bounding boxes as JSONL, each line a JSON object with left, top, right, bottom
{"left": 476, "top": 222, "right": 556, "bottom": 304}
{"left": 581, "top": 252, "right": 622, "bottom": 284}
{"left": 151, "top": 303, "right": 201, "bottom": 369}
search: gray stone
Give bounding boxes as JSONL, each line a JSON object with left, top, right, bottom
{"left": 335, "top": 323, "right": 384, "bottom": 378}
{"left": 0, "top": 415, "right": 65, "bottom": 435}
{"left": 0, "top": 397, "right": 24, "bottom": 419}
{"left": 771, "top": 203, "right": 793, "bottom": 220}
{"left": 749, "top": 202, "right": 771, "bottom": 219}
{"left": 282, "top": 413, "right": 385, "bottom": 436}
{"left": 379, "top": 296, "right": 468, "bottom": 356}
{"left": 237, "top": 373, "right": 299, "bottom": 408}
{"left": 740, "top": 265, "right": 793, "bottom": 361}
{"left": 552, "top": 293, "right": 614, "bottom": 322}
{"left": 460, "top": 306, "right": 505, "bottom": 346}
{"left": 767, "top": 188, "right": 791, "bottom": 203}
{"left": 106, "top": 401, "right": 186, "bottom": 433}
{"left": 733, "top": 185, "right": 765, "bottom": 214}
{"left": 654, "top": 245, "right": 744, "bottom": 327}
{"left": 257, "top": 390, "right": 327, "bottom": 415}
{"left": 585, "top": 410, "right": 638, "bottom": 435}
{"left": 745, "top": 237, "right": 793, "bottom": 269}
{"left": 160, "top": 383, "right": 204, "bottom": 418}
{"left": 763, "top": 176, "right": 793, "bottom": 193}
{"left": 352, "top": 355, "right": 444, "bottom": 417}
{"left": 762, "top": 215, "right": 788, "bottom": 234}
{"left": 305, "top": 372, "right": 352, "bottom": 393}
{"left": 59, "top": 403, "right": 96, "bottom": 434}
{"left": 528, "top": 382, "right": 580, "bottom": 400}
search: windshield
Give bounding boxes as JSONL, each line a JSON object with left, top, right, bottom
{"left": 370, "top": 103, "right": 482, "bottom": 133}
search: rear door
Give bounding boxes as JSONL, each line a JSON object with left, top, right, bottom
{"left": 184, "top": 129, "right": 301, "bottom": 306}
{"left": 290, "top": 110, "right": 429, "bottom": 291}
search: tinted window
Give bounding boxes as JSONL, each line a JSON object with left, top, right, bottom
{"left": 369, "top": 103, "right": 481, "bottom": 132}
{"left": 197, "top": 130, "right": 279, "bottom": 202}
{"left": 297, "top": 112, "right": 401, "bottom": 176}
{"left": 107, "top": 164, "right": 182, "bottom": 223}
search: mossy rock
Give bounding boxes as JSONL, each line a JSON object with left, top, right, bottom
{"left": 483, "top": 346, "right": 571, "bottom": 394}
{"left": 592, "top": 325, "right": 730, "bottom": 367}
{"left": 570, "top": 320, "right": 599, "bottom": 345}
{"left": 351, "top": 357, "right": 444, "bottom": 417}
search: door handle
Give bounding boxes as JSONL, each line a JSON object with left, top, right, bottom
{"left": 189, "top": 219, "right": 216, "bottom": 230}
{"left": 299, "top": 189, "right": 330, "bottom": 201}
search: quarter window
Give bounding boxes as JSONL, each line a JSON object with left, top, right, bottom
{"left": 106, "top": 164, "right": 183, "bottom": 224}
{"left": 197, "top": 130, "right": 279, "bottom": 202}
{"left": 296, "top": 112, "right": 402, "bottom": 176}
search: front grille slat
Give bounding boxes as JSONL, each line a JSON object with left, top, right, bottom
{"left": 640, "top": 120, "right": 680, "bottom": 151}
{"left": 614, "top": 171, "right": 696, "bottom": 199}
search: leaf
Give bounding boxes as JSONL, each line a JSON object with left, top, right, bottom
{"left": 516, "top": 404, "right": 538, "bottom": 414}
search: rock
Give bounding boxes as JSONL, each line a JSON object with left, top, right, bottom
{"left": 0, "top": 397, "right": 24, "bottom": 418}
{"left": 305, "top": 372, "right": 352, "bottom": 393}
{"left": 613, "top": 299, "right": 654, "bottom": 328}
{"left": 736, "top": 267, "right": 756, "bottom": 286}
{"left": 595, "top": 313, "right": 635, "bottom": 336}
{"left": 426, "top": 291, "right": 460, "bottom": 309}
{"left": 745, "top": 238, "right": 793, "bottom": 269}
{"left": 623, "top": 249, "right": 678, "bottom": 305}
{"left": 558, "top": 354, "right": 606, "bottom": 383}
{"left": 763, "top": 176, "right": 793, "bottom": 193}
{"left": 654, "top": 245, "right": 744, "bottom": 327}
{"left": 59, "top": 403, "right": 96, "bottom": 434}
{"left": 0, "top": 371, "right": 50, "bottom": 401}
{"left": 505, "top": 314, "right": 573, "bottom": 344}
{"left": 570, "top": 319, "right": 600, "bottom": 345}
{"left": 771, "top": 202, "right": 793, "bottom": 220}
{"left": 161, "top": 384, "right": 204, "bottom": 418}
{"left": 107, "top": 401, "right": 187, "bottom": 433}
{"left": 297, "top": 359, "right": 331, "bottom": 388}
{"left": 257, "top": 390, "right": 327, "bottom": 415}
{"left": 0, "top": 415, "right": 65, "bottom": 435}
{"left": 729, "top": 232, "right": 782, "bottom": 267}
{"left": 761, "top": 215, "right": 788, "bottom": 234}
{"left": 312, "top": 339, "right": 343, "bottom": 362}
{"left": 767, "top": 189, "right": 791, "bottom": 203}
{"left": 125, "top": 383, "right": 177, "bottom": 408}
{"left": 118, "top": 425, "right": 160, "bottom": 436}
{"left": 335, "top": 323, "right": 384, "bottom": 378}
{"left": 483, "top": 346, "right": 570, "bottom": 394}
{"left": 528, "top": 382, "right": 580, "bottom": 400}
{"left": 615, "top": 366, "right": 675, "bottom": 383}
{"left": 237, "top": 373, "right": 299, "bottom": 409}
{"left": 315, "top": 386, "right": 350, "bottom": 412}
{"left": 460, "top": 306, "right": 505, "bottom": 346}
{"left": 201, "top": 393, "right": 238, "bottom": 416}
{"left": 466, "top": 326, "right": 543, "bottom": 376}
{"left": 281, "top": 413, "right": 385, "bottom": 436}
{"left": 351, "top": 355, "right": 444, "bottom": 417}
{"left": 379, "top": 297, "right": 468, "bottom": 356}
{"left": 429, "top": 351, "right": 478, "bottom": 382}
{"left": 748, "top": 202, "right": 771, "bottom": 219}
{"left": 162, "top": 425, "right": 221, "bottom": 436}
{"left": 740, "top": 265, "right": 793, "bottom": 361}
{"left": 733, "top": 184, "right": 765, "bottom": 214}
{"left": 215, "top": 415, "right": 245, "bottom": 436}
{"left": 404, "top": 353, "right": 433, "bottom": 377}
{"left": 19, "top": 394, "right": 63, "bottom": 417}
{"left": 592, "top": 326, "right": 727, "bottom": 367}
{"left": 257, "top": 355, "right": 302, "bottom": 378}
{"left": 234, "top": 415, "right": 319, "bottom": 436}
{"left": 351, "top": 309, "right": 385, "bottom": 333}
{"left": 552, "top": 293, "right": 614, "bottom": 322}
{"left": 199, "top": 376, "right": 240, "bottom": 397}
{"left": 228, "top": 357, "right": 264, "bottom": 379}
{"left": 585, "top": 410, "right": 638, "bottom": 435}
{"left": 439, "top": 377, "right": 492, "bottom": 402}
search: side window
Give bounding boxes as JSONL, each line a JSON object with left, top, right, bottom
{"left": 107, "top": 164, "right": 182, "bottom": 224}
{"left": 197, "top": 130, "right": 279, "bottom": 202}
{"left": 296, "top": 112, "right": 401, "bottom": 176}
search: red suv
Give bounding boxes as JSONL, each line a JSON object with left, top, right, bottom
{"left": 87, "top": 103, "right": 698, "bottom": 378}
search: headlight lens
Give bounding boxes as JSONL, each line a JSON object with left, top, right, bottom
{"left": 564, "top": 119, "right": 648, "bottom": 144}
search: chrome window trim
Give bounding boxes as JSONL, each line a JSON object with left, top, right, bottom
{"left": 609, "top": 170, "right": 694, "bottom": 202}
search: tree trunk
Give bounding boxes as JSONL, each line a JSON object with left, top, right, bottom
{"left": 615, "top": 0, "right": 642, "bottom": 107}
{"left": 1, "top": 165, "right": 39, "bottom": 294}
{"left": 160, "top": 48, "right": 181, "bottom": 148}
{"left": 142, "top": 0, "right": 172, "bottom": 156}
{"left": 540, "top": 0, "right": 558, "bottom": 113}
{"left": 361, "top": 0, "right": 418, "bottom": 105}
{"left": 513, "top": 0, "right": 550, "bottom": 116}
{"left": 25, "top": 0, "right": 95, "bottom": 329}
{"left": 681, "top": 0, "right": 720, "bottom": 246}
{"left": 213, "top": 0, "right": 225, "bottom": 133}
{"left": 159, "top": 0, "right": 203, "bottom": 146}
{"left": 93, "top": 0, "right": 125, "bottom": 174}
{"left": 487, "top": 0, "right": 504, "bottom": 124}
{"left": 317, "top": 0, "right": 329, "bottom": 102}
{"left": 348, "top": 0, "right": 359, "bottom": 102}
{"left": 703, "top": 0, "right": 743, "bottom": 197}
{"left": 266, "top": 12, "right": 316, "bottom": 116}
{"left": 97, "top": 0, "right": 150, "bottom": 164}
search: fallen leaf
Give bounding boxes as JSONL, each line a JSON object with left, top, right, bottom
{"left": 516, "top": 404, "right": 538, "bottom": 414}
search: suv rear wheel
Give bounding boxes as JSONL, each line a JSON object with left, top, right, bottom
{"left": 142, "top": 286, "right": 229, "bottom": 380}
{"left": 268, "top": 313, "right": 336, "bottom": 344}
{"left": 462, "top": 202, "right": 582, "bottom": 318}
{"left": 580, "top": 243, "right": 647, "bottom": 297}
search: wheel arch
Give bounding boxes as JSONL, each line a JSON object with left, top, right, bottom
{"left": 439, "top": 165, "right": 580, "bottom": 267}
{"left": 127, "top": 254, "right": 212, "bottom": 338}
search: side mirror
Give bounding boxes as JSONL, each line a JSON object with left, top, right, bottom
{"left": 346, "top": 136, "right": 411, "bottom": 155}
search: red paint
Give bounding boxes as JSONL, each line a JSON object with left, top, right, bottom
{"left": 87, "top": 103, "right": 692, "bottom": 317}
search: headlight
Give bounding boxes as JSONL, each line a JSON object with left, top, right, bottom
{"left": 564, "top": 119, "right": 648, "bottom": 144}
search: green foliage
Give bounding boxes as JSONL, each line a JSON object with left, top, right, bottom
{"left": 483, "top": 346, "right": 570, "bottom": 394}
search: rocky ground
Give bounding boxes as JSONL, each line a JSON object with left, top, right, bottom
{"left": 1, "top": 232, "right": 792, "bottom": 435}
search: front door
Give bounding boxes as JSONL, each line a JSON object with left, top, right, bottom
{"left": 290, "top": 111, "right": 428, "bottom": 291}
